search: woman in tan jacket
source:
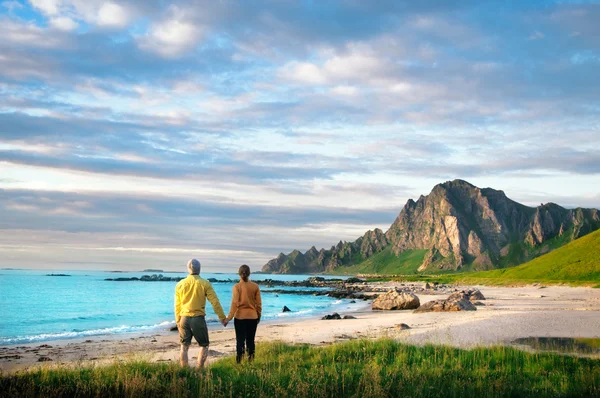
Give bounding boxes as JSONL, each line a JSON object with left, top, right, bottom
{"left": 225, "top": 264, "right": 262, "bottom": 363}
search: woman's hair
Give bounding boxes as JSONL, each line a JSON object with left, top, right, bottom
{"left": 238, "top": 264, "right": 251, "bottom": 282}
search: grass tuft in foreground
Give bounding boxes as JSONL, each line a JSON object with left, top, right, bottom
{"left": 2, "top": 339, "right": 599, "bottom": 397}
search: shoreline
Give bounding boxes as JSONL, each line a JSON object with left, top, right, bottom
{"left": 1, "top": 283, "right": 599, "bottom": 373}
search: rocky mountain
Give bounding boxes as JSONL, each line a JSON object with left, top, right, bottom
{"left": 262, "top": 229, "right": 388, "bottom": 274}
{"left": 262, "top": 180, "right": 600, "bottom": 274}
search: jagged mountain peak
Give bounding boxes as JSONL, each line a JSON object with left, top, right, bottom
{"left": 262, "top": 180, "right": 600, "bottom": 274}
{"left": 434, "top": 178, "right": 476, "bottom": 190}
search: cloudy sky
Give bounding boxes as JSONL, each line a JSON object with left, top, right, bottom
{"left": 1, "top": 0, "right": 599, "bottom": 271}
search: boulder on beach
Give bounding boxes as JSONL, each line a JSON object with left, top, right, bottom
{"left": 395, "top": 323, "right": 411, "bottom": 330}
{"left": 345, "top": 277, "right": 363, "bottom": 284}
{"left": 414, "top": 292, "right": 477, "bottom": 313}
{"left": 282, "top": 306, "right": 292, "bottom": 312}
{"left": 372, "top": 290, "right": 420, "bottom": 311}
{"left": 321, "top": 313, "right": 342, "bottom": 320}
{"left": 343, "top": 315, "right": 357, "bottom": 319}
{"left": 469, "top": 290, "right": 486, "bottom": 301}
{"left": 414, "top": 300, "right": 445, "bottom": 313}
{"left": 448, "top": 289, "right": 485, "bottom": 301}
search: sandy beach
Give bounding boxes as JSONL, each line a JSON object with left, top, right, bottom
{"left": 2, "top": 283, "right": 599, "bottom": 374}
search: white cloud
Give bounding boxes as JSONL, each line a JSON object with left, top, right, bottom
{"left": 97, "top": 2, "right": 129, "bottom": 28}
{"left": 529, "top": 30, "right": 545, "bottom": 40}
{"left": 279, "top": 43, "right": 390, "bottom": 87}
{"left": 2, "top": 1, "right": 23, "bottom": 12}
{"left": 30, "top": 0, "right": 60, "bottom": 15}
{"left": 50, "top": 16, "right": 78, "bottom": 31}
{"left": 330, "top": 85, "right": 358, "bottom": 96}
{"left": 279, "top": 61, "right": 327, "bottom": 84}
{"left": 138, "top": 16, "right": 203, "bottom": 58}
{"left": 29, "top": 1, "right": 131, "bottom": 29}
{"left": 388, "top": 82, "right": 412, "bottom": 94}
{"left": 323, "top": 51, "right": 383, "bottom": 80}
{"left": 0, "top": 19, "right": 66, "bottom": 48}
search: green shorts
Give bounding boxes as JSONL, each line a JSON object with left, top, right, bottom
{"left": 179, "top": 316, "right": 209, "bottom": 347}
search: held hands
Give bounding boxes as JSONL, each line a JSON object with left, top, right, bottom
{"left": 221, "top": 319, "right": 229, "bottom": 327}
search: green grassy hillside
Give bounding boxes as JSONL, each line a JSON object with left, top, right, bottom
{"left": 413, "top": 229, "right": 600, "bottom": 286}
{"left": 329, "top": 248, "right": 427, "bottom": 275}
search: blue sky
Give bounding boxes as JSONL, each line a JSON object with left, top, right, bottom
{"left": 1, "top": 0, "right": 599, "bottom": 271}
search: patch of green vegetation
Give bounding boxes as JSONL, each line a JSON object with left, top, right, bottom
{"left": 497, "top": 242, "right": 529, "bottom": 268}
{"left": 2, "top": 339, "right": 598, "bottom": 397}
{"left": 348, "top": 250, "right": 364, "bottom": 265}
{"left": 497, "top": 227, "right": 579, "bottom": 269}
{"left": 444, "top": 229, "right": 600, "bottom": 286}
{"left": 329, "top": 247, "right": 428, "bottom": 275}
{"left": 576, "top": 338, "right": 600, "bottom": 350}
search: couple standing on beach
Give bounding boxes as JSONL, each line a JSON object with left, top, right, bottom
{"left": 174, "top": 259, "right": 262, "bottom": 368}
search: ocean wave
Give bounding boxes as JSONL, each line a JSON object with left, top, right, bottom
{"left": 0, "top": 321, "right": 176, "bottom": 346}
{"left": 275, "top": 308, "right": 314, "bottom": 317}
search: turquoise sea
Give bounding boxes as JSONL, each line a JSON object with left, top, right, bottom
{"left": 0, "top": 270, "right": 357, "bottom": 345}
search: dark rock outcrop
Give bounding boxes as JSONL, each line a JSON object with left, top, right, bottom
{"left": 469, "top": 290, "right": 486, "bottom": 301}
{"left": 282, "top": 306, "right": 291, "bottom": 312}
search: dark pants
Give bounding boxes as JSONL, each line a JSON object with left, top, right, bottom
{"left": 234, "top": 318, "right": 258, "bottom": 362}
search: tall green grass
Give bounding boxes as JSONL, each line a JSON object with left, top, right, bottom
{"left": 2, "top": 339, "right": 598, "bottom": 397}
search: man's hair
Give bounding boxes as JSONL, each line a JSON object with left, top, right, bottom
{"left": 238, "top": 264, "right": 250, "bottom": 282}
{"left": 187, "top": 259, "right": 201, "bottom": 275}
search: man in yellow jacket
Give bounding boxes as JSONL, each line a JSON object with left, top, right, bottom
{"left": 174, "top": 258, "right": 226, "bottom": 368}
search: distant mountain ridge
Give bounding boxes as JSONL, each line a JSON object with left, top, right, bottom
{"left": 262, "top": 180, "right": 600, "bottom": 274}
